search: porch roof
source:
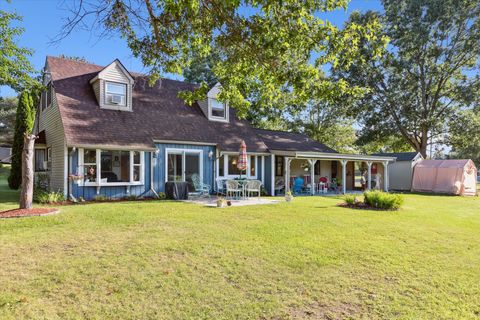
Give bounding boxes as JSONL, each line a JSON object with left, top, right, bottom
{"left": 293, "top": 151, "right": 396, "bottom": 162}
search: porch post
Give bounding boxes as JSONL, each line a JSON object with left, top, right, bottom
{"left": 383, "top": 161, "right": 389, "bottom": 192}
{"left": 271, "top": 155, "right": 275, "bottom": 196}
{"left": 341, "top": 160, "right": 348, "bottom": 194}
{"left": 366, "top": 161, "right": 373, "bottom": 190}
{"left": 285, "top": 157, "right": 291, "bottom": 193}
{"left": 308, "top": 159, "right": 317, "bottom": 195}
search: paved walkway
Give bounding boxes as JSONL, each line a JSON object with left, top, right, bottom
{"left": 184, "top": 197, "right": 281, "bottom": 207}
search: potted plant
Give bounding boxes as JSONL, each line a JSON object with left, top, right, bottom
{"left": 69, "top": 173, "right": 83, "bottom": 185}
{"left": 216, "top": 197, "right": 227, "bottom": 208}
{"left": 285, "top": 191, "right": 294, "bottom": 202}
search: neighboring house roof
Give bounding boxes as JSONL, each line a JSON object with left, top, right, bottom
{"left": 254, "top": 128, "right": 338, "bottom": 153}
{"left": 47, "top": 56, "right": 268, "bottom": 152}
{"left": 372, "top": 152, "right": 421, "bottom": 161}
{"left": 0, "top": 147, "right": 12, "bottom": 164}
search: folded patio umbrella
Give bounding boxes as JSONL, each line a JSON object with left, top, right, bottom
{"left": 237, "top": 140, "right": 248, "bottom": 178}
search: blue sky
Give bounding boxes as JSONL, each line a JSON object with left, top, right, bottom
{"left": 0, "top": 0, "right": 382, "bottom": 97}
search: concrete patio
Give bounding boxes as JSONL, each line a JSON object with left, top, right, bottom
{"left": 184, "top": 196, "right": 281, "bottom": 207}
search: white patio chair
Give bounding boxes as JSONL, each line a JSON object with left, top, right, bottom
{"left": 226, "top": 180, "right": 242, "bottom": 199}
{"left": 245, "top": 180, "right": 262, "bottom": 198}
{"left": 216, "top": 178, "right": 226, "bottom": 195}
{"left": 274, "top": 177, "right": 285, "bottom": 195}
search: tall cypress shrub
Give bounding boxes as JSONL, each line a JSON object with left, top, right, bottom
{"left": 8, "top": 91, "right": 35, "bottom": 189}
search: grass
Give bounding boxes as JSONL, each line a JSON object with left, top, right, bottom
{"left": 0, "top": 169, "right": 479, "bottom": 319}
{"left": 0, "top": 164, "right": 19, "bottom": 211}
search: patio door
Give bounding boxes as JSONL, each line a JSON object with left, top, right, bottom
{"left": 166, "top": 149, "right": 202, "bottom": 190}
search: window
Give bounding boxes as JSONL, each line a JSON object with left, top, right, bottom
{"left": 79, "top": 149, "right": 144, "bottom": 185}
{"left": 40, "top": 92, "right": 45, "bottom": 111}
{"left": 133, "top": 151, "right": 141, "bottom": 182}
{"left": 218, "top": 155, "right": 224, "bottom": 176}
{"left": 46, "top": 83, "right": 52, "bottom": 107}
{"left": 166, "top": 149, "right": 202, "bottom": 189}
{"left": 105, "top": 82, "right": 127, "bottom": 106}
{"left": 100, "top": 150, "right": 130, "bottom": 183}
{"left": 34, "top": 149, "right": 46, "bottom": 172}
{"left": 83, "top": 149, "right": 97, "bottom": 182}
{"left": 249, "top": 155, "right": 256, "bottom": 177}
{"left": 227, "top": 155, "right": 242, "bottom": 175}
{"left": 208, "top": 98, "right": 228, "bottom": 122}
{"left": 275, "top": 156, "right": 284, "bottom": 176}
{"left": 211, "top": 99, "right": 225, "bottom": 118}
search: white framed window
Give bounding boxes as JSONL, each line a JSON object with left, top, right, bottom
{"left": 78, "top": 148, "right": 144, "bottom": 186}
{"left": 208, "top": 98, "right": 228, "bottom": 122}
{"left": 105, "top": 81, "right": 127, "bottom": 106}
{"left": 34, "top": 149, "right": 46, "bottom": 172}
{"left": 217, "top": 154, "right": 257, "bottom": 179}
{"left": 165, "top": 148, "right": 203, "bottom": 189}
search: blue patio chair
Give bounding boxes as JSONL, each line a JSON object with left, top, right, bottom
{"left": 292, "top": 177, "right": 305, "bottom": 195}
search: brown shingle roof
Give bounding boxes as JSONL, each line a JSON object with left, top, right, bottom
{"left": 47, "top": 56, "right": 268, "bottom": 152}
{"left": 254, "top": 128, "right": 338, "bottom": 153}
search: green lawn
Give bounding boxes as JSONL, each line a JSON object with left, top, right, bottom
{"left": 0, "top": 170, "right": 479, "bottom": 319}
{"left": 0, "top": 165, "right": 19, "bottom": 211}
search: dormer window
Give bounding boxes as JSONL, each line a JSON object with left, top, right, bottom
{"left": 105, "top": 82, "right": 127, "bottom": 106}
{"left": 90, "top": 59, "right": 134, "bottom": 112}
{"left": 210, "top": 99, "right": 226, "bottom": 118}
{"left": 205, "top": 83, "right": 229, "bottom": 122}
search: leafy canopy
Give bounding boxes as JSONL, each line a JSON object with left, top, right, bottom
{"left": 0, "top": 10, "right": 37, "bottom": 92}
{"left": 448, "top": 110, "right": 480, "bottom": 167}
{"left": 335, "top": 0, "right": 480, "bottom": 157}
{"left": 0, "top": 96, "right": 18, "bottom": 145}
{"left": 59, "top": 0, "right": 386, "bottom": 117}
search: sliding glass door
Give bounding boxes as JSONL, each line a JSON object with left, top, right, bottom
{"left": 166, "top": 149, "right": 202, "bottom": 190}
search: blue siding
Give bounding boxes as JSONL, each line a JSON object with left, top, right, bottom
{"left": 264, "top": 155, "right": 273, "bottom": 195}
{"left": 154, "top": 143, "right": 216, "bottom": 193}
{"left": 69, "top": 149, "right": 151, "bottom": 200}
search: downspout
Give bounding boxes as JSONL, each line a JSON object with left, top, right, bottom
{"left": 140, "top": 151, "right": 159, "bottom": 198}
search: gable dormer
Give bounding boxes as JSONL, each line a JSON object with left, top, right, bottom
{"left": 90, "top": 59, "right": 134, "bottom": 112}
{"left": 206, "top": 83, "right": 229, "bottom": 123}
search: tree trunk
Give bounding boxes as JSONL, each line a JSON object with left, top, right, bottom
{"left": 19, "top": 134, "right": 36, "bottom": 209}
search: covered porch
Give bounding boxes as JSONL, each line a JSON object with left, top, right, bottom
{"left": 271, "top": 152, "right": 396, "bottom": 196}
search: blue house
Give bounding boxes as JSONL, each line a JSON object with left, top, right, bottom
{"left": 33, "top": 56, "right": 395, "bottom": 200}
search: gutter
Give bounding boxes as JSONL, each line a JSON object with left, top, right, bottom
{"left": 294, "top": 151, "right": 397, "bottom": 162}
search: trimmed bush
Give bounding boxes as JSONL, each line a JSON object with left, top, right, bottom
{"left": 363, "top": 190, "right": 404, "bottom": 210}
{"left": 34, "top": 190, "right": 65, "bottom": 204}
{"left": 344, "top": 194, "right": 357, "bottom": 206}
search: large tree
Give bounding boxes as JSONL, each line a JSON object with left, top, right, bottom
{"left": 448, "top": 109, "right": 480, "bottom": 166}
{"left": 289, "top": 101, "right": 358, "bottom": 153}
{"left": 8, "top": 91, "right": 35, "bottom": 190}
{"left": 335, "top": 1, "right": 480, "bottom": 157}
{"left": 58, "top": 0, "right": 386, "bottom": 117}
{"left": 0, "top": 9, "right": 36, "bottom": 92}
{"left": 0, "top": 96, "right": 17, "bottom": 145}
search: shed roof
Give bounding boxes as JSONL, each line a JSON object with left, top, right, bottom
{"left": 372, "top": 152, "right": 421, "bottom": 161}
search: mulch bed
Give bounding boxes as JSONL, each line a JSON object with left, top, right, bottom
{"left": 0, "top": 208, "right": 59, "bottom": 219}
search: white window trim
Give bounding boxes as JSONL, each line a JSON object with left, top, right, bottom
{"left": 101, "top": 80, "right": 132, "bottom": 111}
{"left": 165, "top": 148, "right": 203, "bottom": 183}
{"left": 77, "top": 148, "right": 145, "bottom": 186}
{"left": 207, "top": 98, "right": 229, "bottom": 122}
{"left": 217, "top": 153, "right": 258, "bottom": 179}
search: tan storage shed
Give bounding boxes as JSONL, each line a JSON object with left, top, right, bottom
{"left": 412, "top": 159, "right": 477, "bottom": 196}
{"left": 373, "top": 152, "right": 423, "bottom": 191}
